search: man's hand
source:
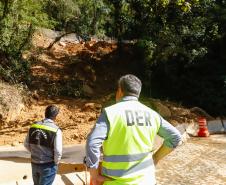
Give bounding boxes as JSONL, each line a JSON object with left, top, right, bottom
{"left": 153, "top": 145, "right": 173, "bottom": 166}
{"left": 89, "top": 168, "right": 110, "bottom": 185}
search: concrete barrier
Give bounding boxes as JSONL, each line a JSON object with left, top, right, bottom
{"left": 223, "top": 120, "right": 226, "bottom": 130}
{"left": 0, "top": 145, "right": 89, "bottom": 185}
{"left": 179, "top": 120, "right": 226, "bottom": 137}
{"left": 207, "top": 119, "right": 226, "bottom": 134}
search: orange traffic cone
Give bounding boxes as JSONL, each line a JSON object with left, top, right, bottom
{"left": 197, "top": 117, "right": 209, "bottom": 137}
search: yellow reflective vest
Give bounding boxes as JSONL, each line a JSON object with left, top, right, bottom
{"left": 102, "top": 99, "right": 161, "bottom": 185}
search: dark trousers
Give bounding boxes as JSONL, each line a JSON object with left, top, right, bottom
{"left": 31, "top": 162, "right": 57, "bottom": 185}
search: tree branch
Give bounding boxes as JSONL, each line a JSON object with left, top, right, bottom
{"left": 17, "top": 24, "right": 34, "bottom": 55}
{"left": 47, "top": 31, "right": 75, "bottom": 50}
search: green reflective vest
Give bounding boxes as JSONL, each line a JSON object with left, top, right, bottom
{"left": 102, "top": 100, "right": 161, "bottom": 185}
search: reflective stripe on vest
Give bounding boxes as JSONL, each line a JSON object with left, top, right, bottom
{"left": 102, "top": 158, "right": 153, "bottom": 177}
{"left": 102, "top": 100, "right": 160, "bottom": 181}
{"left": 104, "top": 151, "right": 151, "bottom": 162}
{"left": 29, "top": 123, "right": 58, "bottom": 149}
{"left": 30, "top": 124, "right": 58, "bottom": 133}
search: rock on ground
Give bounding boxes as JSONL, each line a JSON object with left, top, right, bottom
{"left": 0, "top": 82, "right": 24, "bottom": 123}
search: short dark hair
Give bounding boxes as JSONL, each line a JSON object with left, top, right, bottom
{"left": 118, "top": 74, "right": 142, "bottom": 98}
{"left": 45, "top": 105, "right": 59, "bottom": 119}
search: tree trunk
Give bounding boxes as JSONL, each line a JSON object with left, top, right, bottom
{"left": 91, "top": 1, "right": 98, "bottom": 35}
{"left": 18, "top": 24, "right": 34, "bottom": 55}
{"left": 113, "top": 1, "right": 123, "bottom": 50}
{"left": 0, "top": 0, "right": 9, "bottom": 21}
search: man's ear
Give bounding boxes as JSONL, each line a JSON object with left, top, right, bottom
{"left": 116, "top": 87, "right": 124, "bottom": 102}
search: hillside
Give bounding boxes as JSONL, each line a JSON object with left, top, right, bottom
{"left": 0, "top": 29, "right": 209, "bottom": 146}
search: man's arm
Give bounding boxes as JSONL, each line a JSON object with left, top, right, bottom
{"left": 85, "top": 112, "right": 109, "bottom": 185}
{"left": 24, "top": 133, "right": 31, "bottom": 152}
{"left": 153, "top": 117, "right": 182, "bottom": 165}
{"left": 54, "top": 129, "right": 63, "bottom": 164}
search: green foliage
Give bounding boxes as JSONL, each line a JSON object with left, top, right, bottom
{"left": 0, "top": 0, "right": 53, "bottom": 83}
{"left": 151, "top": 59, "right": 226, "bottom": 116}
{"left": 0, "top": 58, "right": 30, "bottom": 84}
{"left": 44, "top": 0, "right": 80, "bottom": 30}
{"left": 135, "top": 40, "right": 156, "bottom": 64}
{"left": 0, "top": 0, "right": 52, "bottom": 56}
{"left": 45, "top": 0, "right": 110, "bottom": 37}
{"left": 0, "top": 0, "right": 225, "bottom": 115}
{"left": 118, "top": 0, "right": 226, "bottom": 116}
{"left": 76, "top": 0, "right": 110, "bottom": 37}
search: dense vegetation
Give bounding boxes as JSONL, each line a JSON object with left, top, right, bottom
{"left": 0, "top": 0, "right": 225, "bottom": 116}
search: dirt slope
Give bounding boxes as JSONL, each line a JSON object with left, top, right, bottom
{"left": 0, "top": 31, "right": 202, "bottom": 146}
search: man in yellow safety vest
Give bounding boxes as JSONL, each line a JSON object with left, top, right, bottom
{"left": 85, "top": 74, "right": 182, "bottom": 185}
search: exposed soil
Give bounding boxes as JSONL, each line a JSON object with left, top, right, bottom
{"left": 0, "top": 31, "right": 204, "bottom": 146}
{"left": 0, "top": 32, "right": 133, "bottom": 146}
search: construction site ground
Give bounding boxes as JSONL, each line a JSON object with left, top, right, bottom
{"left": 156, "top": 135, "right": 226, "bottom": 185}
{"left": 0, "top": 135, "right": 225, "bottom": 185}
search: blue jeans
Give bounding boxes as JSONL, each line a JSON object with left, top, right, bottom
{"left": 31, "top": 162, "right": 57, "bottom": 185}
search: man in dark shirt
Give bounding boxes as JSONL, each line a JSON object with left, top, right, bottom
{"left": 24, "top": 105, "right": 62, "bottom": 185}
